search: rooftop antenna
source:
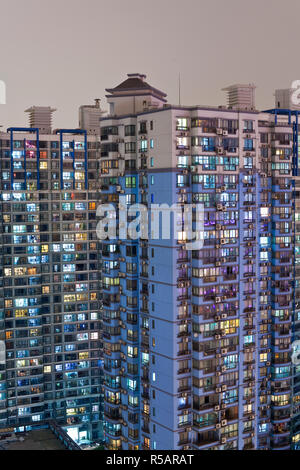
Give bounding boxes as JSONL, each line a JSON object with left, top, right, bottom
{"left": 178, "top": 73, "right": 181, "bottom": 106}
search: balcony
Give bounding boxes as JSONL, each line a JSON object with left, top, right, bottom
{"left": 104, "top": 411, "right": 121, "bottom": 421}
{"left": 177, "top": 349, "right": 191, "bottom": 357}
{"left": 177, "top": 294, "right": 190, "bottom": 301}
{"left": 193, "top": 402, "right": 218, "bottom": 412}
{"left": 177, "top": 330, "right": 189, "bottom": 339}
{"left": 142, "top": 390, "right": 150, "bottom": 400}
{"left": 178, "top": 438, "right": 191, "bottom": 446}
{"left": 271, "top": 439, "right": 290, "bottom": 449}
{"left": 178, "top": 368, "right": 191, "bottom": 375}
{"left": 178, "top": 385, "right": 190, "bottom": 393}
{"left": 243, "top": 443, "right": 255, "bottom": 450}
{"left": 193, "top": 436, "right": 219, "bottom": 448}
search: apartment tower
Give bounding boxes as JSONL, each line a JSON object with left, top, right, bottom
{"left": 100, "top": 74, "right": 299, "bottom": 450}
{"left": 0, "top": 106, "right": 103, "bottom": 444}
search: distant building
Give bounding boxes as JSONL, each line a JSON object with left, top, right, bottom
{"left": 79, "top": 99, "right": 105, "bottom": 135}
{"left": 25, "top": 106, "right": 56, "bottom": 135}
{"left": 275, "top": 87, "right": 300, "bottom": 110}
{"left": 222, "top": 83, "right": 256, "bottom": 110}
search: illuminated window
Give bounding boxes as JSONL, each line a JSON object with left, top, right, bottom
{"left": 79, "top": 352, "right": 89, "bottom": 360}
{"left": 75, "top": 172, "right": 85, "bottom": 181}
{"left": 30, "top": 329, "right": 39, "bottom": 337}
{"left": 15, "top": 309, "right": 28, "bottom": 318}
{"left": 260, "top": 353, "right": 268, "bottom": 363}
{"left": 64, "top": 295, "right": 76, "bottom": 303}
{"left": 261, "top": 207, "right": 269, "bottom": 218}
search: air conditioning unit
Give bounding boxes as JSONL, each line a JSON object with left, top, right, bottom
{"left": 221, "top": 348, "right": 227, "bottom": 355}
{"left": 221, "top": 438, "right": 227, "bottom": 444}
{"left": 216, "top": 297, "right": 222, "bottom": 303}
{"left": 217, "top": 147, "right": 223, "bottom": 154}
{"left": 216, "top": 424, "right": 221, "bottom": 430}
{"left": 223, "top": 130, "right": 228, "bottom": 136}
{"left": 221, "top": 314, "right": 227, "bottom": 319}
{"left": 216, "top": 387, "right": 222, "bottom": 393}
{"left": 217, "top": 128, "right": 223, "bottom": 135}
{"left": 221, "top": 420, "right": 227, "bottom": 427}
{"left": 215, "top": 405, "right": 220, "bottom": 411}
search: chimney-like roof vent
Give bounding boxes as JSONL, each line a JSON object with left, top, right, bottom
{"left": 222, "top": 84, "right": 256, "bottom": 110}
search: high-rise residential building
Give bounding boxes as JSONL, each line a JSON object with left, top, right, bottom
{"left": 99, "top": 73, "right": 300, "bottom": 450}
{"left": 0, "top": 107, "right": 103, "bottom": 444}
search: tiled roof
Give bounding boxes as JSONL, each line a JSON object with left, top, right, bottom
{"left": 106, "top": 74, "right": 167, "bottom": 98}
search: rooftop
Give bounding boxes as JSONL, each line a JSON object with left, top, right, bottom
{"left": 0, "top": 429, "right": 66, "bottom": 451}
{"left": 106, "top": 73, "right": 167, "bottom": 100}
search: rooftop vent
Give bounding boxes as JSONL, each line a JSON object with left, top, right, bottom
{"left": 222, "top": 84, "right": 256, "bottom": 110}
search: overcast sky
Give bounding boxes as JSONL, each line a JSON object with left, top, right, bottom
{"left": 0, "top": 0, "right": 299, "bottom": 129}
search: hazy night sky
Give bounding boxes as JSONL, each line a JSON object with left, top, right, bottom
{"left": 0, "top": 0, "right": 299, "bottom": 129}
